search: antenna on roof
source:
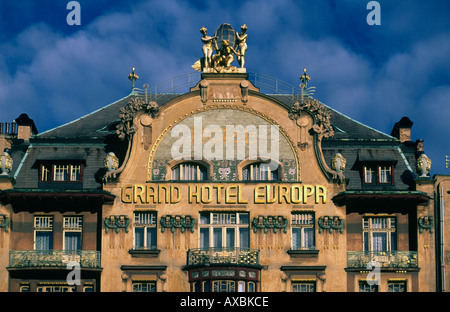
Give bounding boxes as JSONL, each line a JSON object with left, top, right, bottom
{"left": 128, "top": 67, "right": 139, "bottom": 91}
{"left": 299, "top": 68, "right": 316, "bottom": 102}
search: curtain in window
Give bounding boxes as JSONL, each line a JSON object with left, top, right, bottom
{"left": 135, "top": 227, "right": 145, "bottom": 249}
{"left": 239, "top": 228, "right": 249, "bottom": 248}
{"left": 36, "top": 231, "right": 53, "bottom": 250}
{"left": 226, "top": 228, "right": 235, "bottom": 248}
{"left": 292, "top": 228, "right": 301, "bottom": 249}
{"left": 213, "top": 228, "right": 222, "bottom": 248}
{"left": 372, "top": 233, "right": 387, "bottom": 251}
{"left": 147, "top": 228, "right": 157, "bottom": 249}
{"left": 200, "top": 228, "right": 209, "bottom": 248}
{"left": 64, "top": 232, "right": 81, "bottom": 250}
{"left": 304, "top": 227, "right": 314, "bottom": 249}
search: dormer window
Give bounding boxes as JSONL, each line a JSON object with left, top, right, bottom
{"left": 363, "top": 164, "right": 393, "bottom": 184}
{"left": 39, "top": 161, "right": 83, "bottom": 183}
{"left": 242, "top": 162, "right": 279, "bottom": 181}
{"left": 171, "top": 162, "right": 207, "bottom": 181}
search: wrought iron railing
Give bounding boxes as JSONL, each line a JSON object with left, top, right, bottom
{"left": 187, "top": 247, "right": 260, "bottom": 267}
{"left": 347, "top": 251, "right": 418, "bottom": 269}
{"left": 9, "top": 250, "right": 101, "bottom": 269}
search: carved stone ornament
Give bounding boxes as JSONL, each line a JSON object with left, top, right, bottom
{"left": 290, "top": 98, "right": 334, "bottom": 141}
{"left": 331, "top": 153, "right": 346, "bottom": 173}
{"left": 160, "top": 215, "right": 195, "bottom": 233}
{"left": 417, "top": 153, "right": 432, "bottom": 177}
{"left": 104, "top": 152, "right": 119, "bottom": 171}
{"left": 0, "top": 151, "right": 13, "bottom": 176}
{"left": 318, "top": 216, "right": 344, "bottom": 234}
{"left": 104, "top": 215, "right": 130, "bottom": 234}
{"left": 116, "top": 97, "right": 159, "bottom": 141}
{"left": 418, "top": 216, "right": 433, "bottom": 234}
{"left": 251, "top": 216, "right": 288, "bottom": 234}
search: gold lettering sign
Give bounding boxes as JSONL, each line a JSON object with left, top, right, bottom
{"left": 121, "top": 184, "right": 327, "bottom": 205}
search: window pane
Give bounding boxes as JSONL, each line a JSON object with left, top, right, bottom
{"left": 135, "top": 228, "right": 145, "bottom": 249}
{"left": 213, "top": 228, "right": 222, "bottom": 247}
{"left": 200, "top": 228, "right": 209, "bottom": 248}
{"left": 292, "top": 228, "right": 301, "bottom": 250}
{"left": 239, "top": 228, "right": 249, "bottom": 248}
{"left": 390, "top": 232, "right": 397, "bottom": 251}
{"left": 364, "top": 232, "right": 369, "bottom": 251}
{"left": 147, "top": 228, "right": 157, "bottom": 249}
{"left": 304, "top": 227, "right": 314, "bottom": 249}
{"left": 36, "top": 231, "right": 53, "bottom": 250}
{"left": 372, "top": 233, "right": 387, "bottom": 252}
{"left": 65, "top": 232, "right": 81, "bottom": 250}
{"left": 239, "top": 213, "right": 249, "bottom": 224}
{"left": 226, "top": 228, "right": 235, "bottom": 248}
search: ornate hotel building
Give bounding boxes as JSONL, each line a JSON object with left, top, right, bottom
{"left": 0, "top": 24, "right": 448, "bottom": 293}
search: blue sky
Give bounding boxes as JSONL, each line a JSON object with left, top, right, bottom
{"left": 0, "top": 0, "right": 449, "bottom": 175}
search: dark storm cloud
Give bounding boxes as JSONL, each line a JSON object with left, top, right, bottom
{"left": 0, "top": 0, "right": 448, "bottom": 173}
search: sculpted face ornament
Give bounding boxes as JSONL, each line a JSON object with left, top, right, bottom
{"left": 193, "top": 23, "right": 247, "bottom": 73}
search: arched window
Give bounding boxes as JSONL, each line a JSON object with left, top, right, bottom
{"left": 171, "top": 162, "right": 207, "bottom": 181}
{"left": 242, "top": 162, "right": 279, "bottom": 181}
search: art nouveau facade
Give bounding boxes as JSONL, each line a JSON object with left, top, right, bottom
{"left": 0, "top": 24, "right": 446, "bottom": 292}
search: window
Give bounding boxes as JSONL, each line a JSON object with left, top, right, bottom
{"left": 242, "top": 163, "right": 278, "bottom": 181}
{"left": 388, "top": 281, "right": 406, "bottom": 292}
{"left": 37, "top": 284, "right": 76, "bottom": 292}
{"left": 359, "top": 281, "right": 378, "bottom": 292}
{"left": 291, "top": 213, "right": 315, "bottom": 250}
{"left": 134, "top": 212, "right": 157, "bottom": 250}
{"left": 19, "top": 284, "right": 30, "bottom": 292}
{"left": 212, "top": 280, "right": 235, "bottom": 292}
{"left": 363, "top": 164, "right": 393, "bottom": 184}
{"left": 34, "top": 216, "right": 53, "bottom": 250}
{"left": 363, "top": 217, "right": 397, "bottom": 252}
{"left": 132, "top": 281, "right": 156, "bottom": 292}
{"left": 63, "top": 217, "right": 83, "bottom": 251}
{"left": 199, "top": 212, "right": 249, "bottom": 248}
{"left": 292, "top": 281, "right": 316, "bottom": 292}
{"left": 40, "top": 163, "right": 82, "bottom": 182}
{"left": 171, "top": 162, "right": 207, "bottom": 181}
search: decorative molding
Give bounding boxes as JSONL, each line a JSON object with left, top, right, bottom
{"left": 318, "top": 216, "right": 343, "bottom": 234}
{"left": 104, "top": 215, "right": 130, "bottom": 233}
{"left": 251, "top": 215, "right": 288, "bottom": 234}
{"left": 160, "top": 215, "right": 195, "bottom": 233}
{"left": 418, "top": 216, "right": 433, "bottom": 234}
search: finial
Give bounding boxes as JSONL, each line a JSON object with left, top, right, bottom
{"left": 128, "top": 67, "right": 139, "bottom": 90}
{"left": 300, "top": 68, "right": 310, "bottom": 87}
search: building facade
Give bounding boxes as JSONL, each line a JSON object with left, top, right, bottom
{"left": 0, "top": 24, "right": 447, "bottom": 292}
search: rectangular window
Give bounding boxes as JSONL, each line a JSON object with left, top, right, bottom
{"left": 63, "top": 217, "right": 82, "bottom": 250}
{"left": 199, "top": 212, "right": 249, "bottom": 248}
{"left": 388, "top": 281, "right": 407, "bottom": 292}
{"left": 292, "top": 281, "right": 315, "bottom": 292}
{"left": 40, "top": 163, "right": 83, "bottom": 182}
{"left": 37, "top": 284, "right": 75, "bottom": 292}
{"left": 34, "top": 216, "right": 53, "bottom": 250}
{"left": 212, "top": 280, "right": 235, "bottom": 292}
{"left": 379, "top": 166, "right": 392, "bottom": 183}
{"left": 359, "top": 281, "right": 378, "bottom": 292}
{"left": 132, "top": 281, "right": 156, "bottom": 292}
{"left": 363, "top": 165, "right": 393, "bottom": 184}
{"left": 291, "top": 212, "right": 315, "bottom": 250}
{"left": 134, "top": 212, "right": 157, "bottom": 250}
{"left": 363, "top": 217, "right": 396, "bottom": 252}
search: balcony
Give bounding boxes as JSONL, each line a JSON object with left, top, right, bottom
{"left": 9, "top": 250, "right": 101, "bottom": 269}
{"left": 187, "top": 248, "right": 260, "bottom": 267}
{"left": 347, "top": 251, "right": 418, "bottom": 270}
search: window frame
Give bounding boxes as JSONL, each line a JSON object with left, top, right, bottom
{"left": 171, "top": 162, "right": 208, "bottom": 181}
{"left": 199, "top": 212, "right": 250, "bottom": 249}
{"left": 133, "top": 212, "right": 158, "bottom": 250}
{"left": 34, "top": 215, "right": 54, "bottom": 251}
{"left": 362, "top": 163, "right": 394, "bottom": 185}
{"left": 363, "top": 216, "right": 397, "bottom": 252}
{"left": 292, "top": 281, "right": 316, "bottom": 292}
{"left": 39, "top": 162, "right": 84, "bottom": 183}
{"left": 242, "top": 162, "right": 280, "bottom": 181}
{"left": 291, "top": 212, "right": 315, "bottom": 250}
{"left": 63, "top": 216, "right": 83, "bottom": 251}
{"left": 132, "top": 281, "right": 157, "bottom": 292}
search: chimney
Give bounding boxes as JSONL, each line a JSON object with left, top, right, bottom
{"left": 391, "top": 116, "right": 413, "bottom": 143}
{"left": 15, "top": 113, "right": 38, "bottom": 141}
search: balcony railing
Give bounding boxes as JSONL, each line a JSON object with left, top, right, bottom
{"left": 347, "top": 251, "right": 418, "bottom": 269}
{"left": 187, "top": 248, "right": 260, "bottom": 267}
{"left": 9, "top": 250, "right": 101, "bottom": 269}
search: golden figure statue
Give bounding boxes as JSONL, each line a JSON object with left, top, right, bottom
{"left": 235, "top": 24, "right": 248, "bottom": 68}
{"left": 200, "top": 27, "right": 217, "bottom": 69}
{"left": 212, "top": 39, "right": 242, "bottom": 68}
